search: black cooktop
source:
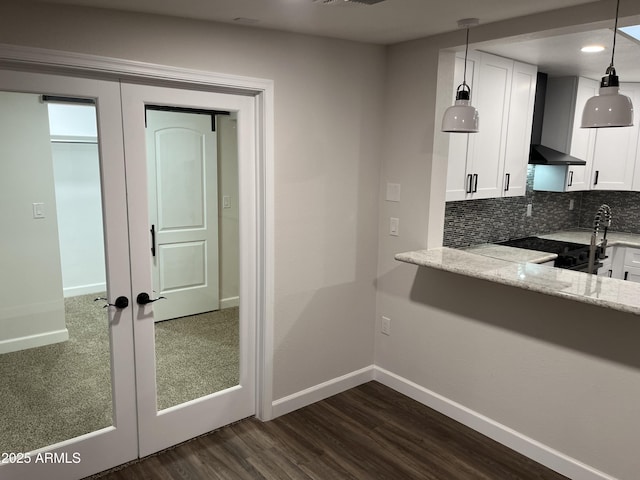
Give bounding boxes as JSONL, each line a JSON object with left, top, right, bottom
{"left": 496, "top": 236, "right": 588, "bottom": 255}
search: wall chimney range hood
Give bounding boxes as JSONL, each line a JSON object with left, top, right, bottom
{"left": 528, "top": 72, "right": 586, "bottom": 166}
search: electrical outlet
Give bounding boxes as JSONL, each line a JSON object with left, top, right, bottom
{"left": 526, "top": 204, "right": 532, "bottom": 217}
{"left": 381, "top": 316, "right": 391, "bottom": 336}
{"left": 569, "top": 199, "right": 575, "bottom": 211}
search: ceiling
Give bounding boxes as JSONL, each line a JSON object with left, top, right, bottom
{"left": 33, "top": 0, "right": 640, "bottom": 82}
{"left": 35, "top": 0, "right": 599, "bottom": 45}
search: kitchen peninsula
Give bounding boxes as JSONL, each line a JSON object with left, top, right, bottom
{"left": 395, "top": 230, "right": 640, "bottom": 315}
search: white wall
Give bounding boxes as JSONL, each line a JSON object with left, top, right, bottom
{"left": 0, "top": 1, "right": 384, "bottom": 400}
{"left": 217, "top": 115, "right": 240, "bottom": 308}
{"left": 376, "top": 3, "right": 640, "bottom": 480}
{"left": 0, "top": 91, "right": 68, "bottom": 353}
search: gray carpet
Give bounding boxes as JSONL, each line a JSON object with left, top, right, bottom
{"left": 0, "top": 294, "right": 239, "bottom": 453}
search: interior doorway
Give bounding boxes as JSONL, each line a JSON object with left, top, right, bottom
{"left": 0, "top": 61, "right": 266, "bottom": 480}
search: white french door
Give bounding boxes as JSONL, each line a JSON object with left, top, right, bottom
{"left": 0, "top": 71, "right": 138, "bottom": 480}
{"left": 121, "top": 83, "right": 256, "bottom": 457}
{"left": 0, "top": 71, "right": 257, "bottom": 478}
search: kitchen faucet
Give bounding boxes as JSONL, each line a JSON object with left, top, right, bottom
{"left": 587, "top": 204, "right": 612, "bottom": 275}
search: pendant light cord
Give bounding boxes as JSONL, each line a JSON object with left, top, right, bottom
{"left": 610, "top": 0, "right": 620, "bottom": 70}
{"left": 463, "top": 27, "right": 469, "bottom": 88}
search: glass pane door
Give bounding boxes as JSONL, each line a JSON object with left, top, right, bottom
{"left": 121, "top": 83, "right": 256, "bottom": 457}
{"left": 0, "top": 71, "right": 137, "bottom": 480}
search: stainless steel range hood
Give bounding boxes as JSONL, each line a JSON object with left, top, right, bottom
{"left": 528, "top": 72, "right": 586, "bottom": 166}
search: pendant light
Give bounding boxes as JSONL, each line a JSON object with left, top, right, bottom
{"left": 442, "top": 18, "right": 480, "bottom": 133}
{"left": 581, "top": 0, "right": 633, "bottom": 128}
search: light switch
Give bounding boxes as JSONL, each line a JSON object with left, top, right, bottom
{"left": 222, "top": 196, "right": 231, "bottom": 209}
{"left": 390, "top": 217, "right": 399, "bottom": 236}
{"left": 386, "top": 183, "right": 401, "bottom": 202}
{"left": 32, "top": 203, "right": 45, "bottom": 219}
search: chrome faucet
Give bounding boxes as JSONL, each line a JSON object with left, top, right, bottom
{"left": 587, "top": 204, "right": 612, "bottom": 274}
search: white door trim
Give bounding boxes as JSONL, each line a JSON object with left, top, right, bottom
{"left": 0, "top": 43, "right": 275, "bottom": 422}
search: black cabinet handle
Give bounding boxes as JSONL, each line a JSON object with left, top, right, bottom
{"left": 594, "top": 170, "right": 599, "bottom": 186}
{"left": 504, "top": 173, "right": 510, "bottom": 192}
{"left": 624, "top": 271, "right": 629, "bottom": 281}
{"left": 608, "top": 270, "right": 613, "bottom": 278}
{"left": 568, "top": 170, "right": 574, "bottom": 187}
{"left": 150, "top": 224, "right": 156, "bottom": 257}
{"left": 136, "top": 292, "right": 167, "bottom": 305}
{"left": 472, "top": 174, "right": 478, "bottom": 193}
{"left": 466, "top": 174, "right": 473, "bottom": 193}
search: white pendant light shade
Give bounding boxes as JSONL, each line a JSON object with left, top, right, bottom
{"left": 442, "top": 18, "right": 480, "bottom": 134}
{"left": 581, "top": 83, "right": 633, "bottom": 128}
{"left": 442, "top": 87, "right": 479, "bottom": 132}
{"left": 581, "top": 0, "right": 634, "bottom": 128}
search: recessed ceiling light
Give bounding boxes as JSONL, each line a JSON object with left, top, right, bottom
{"left": 581, "top": 45, "right": 605, "bottom": 53}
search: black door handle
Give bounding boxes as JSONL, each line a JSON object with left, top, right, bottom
{"left": 136, "top": 292, "right": 166, "bottom": 305}
{"left": 94, "top": 296, "right": 129, "bottom": 309}
{"left": 150, "top": 224, "right": 156, "bottom": 257}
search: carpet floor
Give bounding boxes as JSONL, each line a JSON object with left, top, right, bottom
{"left": 0, "top": 294, "right": 239, "bottom": 453}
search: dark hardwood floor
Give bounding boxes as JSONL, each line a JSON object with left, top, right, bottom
{"left": 90, "top": 381, "right": 568, "bottom": 479}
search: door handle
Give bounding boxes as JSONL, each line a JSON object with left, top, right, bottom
{"left": 568, "top": 170, "right": 573, "bottom": 187}
{"left": 504, "top": 173, "right": 510, "bottom": 192}
{"left": 94, "top": 296, "right": 129, "bottom": 309}
{"left": 136, "top": 292, "right": 166, "bottom": 305}
{"left": 150, "top": 224, "right": 156, "bottom": 257}
{"left": 466, "top": 174, "right": 473, "bottom": 193}
{"left": 472, "top": 173, "right": 478, "bottom": 193}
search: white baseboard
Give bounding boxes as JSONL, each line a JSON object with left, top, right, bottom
{"left": 64, "top": 283, "right": 106, "bottom": 298}
{"left": 220, "top": 296, "right": 240, "bottom": 309}
{"left": 0, "top": 328, "right": 69, "bottom": 354}
{"left": 271, "top": 365, "right": 374, "bottom": 418}
{"left": 373, "top": 366, "right": 617, "bottom": 480}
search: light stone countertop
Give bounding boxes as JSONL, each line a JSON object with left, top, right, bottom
{"left": 395, "top": 230, "right": 640, "bottom": 316}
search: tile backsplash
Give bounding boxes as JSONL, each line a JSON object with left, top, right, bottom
{"left": 443, "top": 166, "right": 640, "bottom": 248}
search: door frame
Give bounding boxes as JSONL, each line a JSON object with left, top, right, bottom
{"left": 0, "top": 43, "right": 275, "bottom": 421}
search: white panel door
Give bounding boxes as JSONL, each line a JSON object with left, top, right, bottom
{"left": 121, "top": 83, "right": 256, "bottom": 457}
{"left": 146, "top": 109, "right": 219, "bottom": 321}
{"left": 0, "top": 71, "right": 137, "bottom": 480}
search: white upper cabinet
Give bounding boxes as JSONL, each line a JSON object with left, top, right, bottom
{"left": 503, "top": 61, "right": 537, "bottom": 197}
{"left": 535, "top": 77, "right": 640, "bottom": 192}
{"left": 590, "top": 83, "right": 640, "bottom": 191}
{"left": 446, "top": 51, "right": 537, "bottom": 201}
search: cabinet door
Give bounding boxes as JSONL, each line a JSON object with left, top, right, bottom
{"left": 503, "top": 61, "right": 537, "bottom": 197}
{"left": 445, "top": 52, "right": 478, "bottom": 201}
{"left": 590, "top": 84, "right": 640, "bottom": 191}
{"left": 467, "top": 52, "right": 513, "bottom": 199}
{"left": 567, "top": 78, "right": 598, "bottom": 191}
{"left": 623, "top": 266, "right": 640, "bottom": 283}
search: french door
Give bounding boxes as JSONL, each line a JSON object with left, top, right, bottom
{"left": 121, "top": 82, "right": 256, "bottom": 457}
{"left": 0, "top": 71, "right": 256, "bottom": 479}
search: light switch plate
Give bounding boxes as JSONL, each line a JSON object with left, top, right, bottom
{"left": 390, "top": 217, "right": 399, "bottom": 236}
{"left": 386, "top": 183, "right": 401, "bottom": 202}
{"left": 32, "top": 203, "right": 45, "bottom": 219}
